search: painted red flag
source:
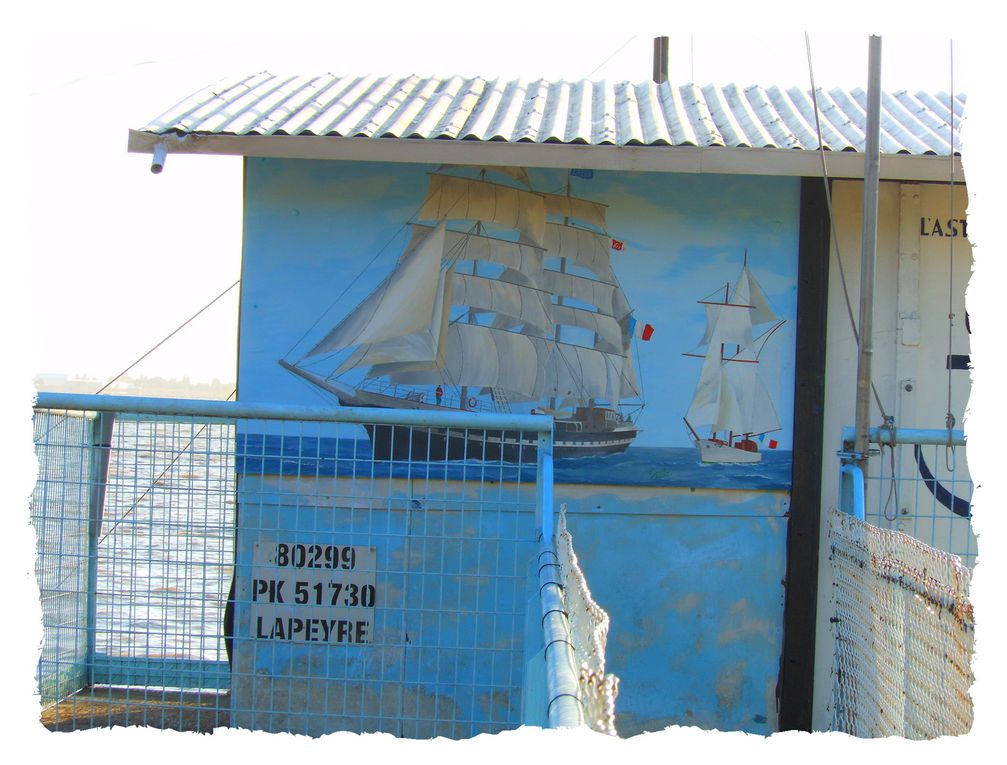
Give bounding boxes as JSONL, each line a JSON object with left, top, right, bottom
{"left": 641, "top": 323, "right": 655, "bottom": 341}
{"left": 611, "top": 239, "right": 624, "bottom": 251}
{"left": 768, "top": 439, "right": 778, "bottom": 449}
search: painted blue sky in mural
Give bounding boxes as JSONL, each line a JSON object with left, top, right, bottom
{"left": 239, "top": 158, "right": 799, "bottom": 483}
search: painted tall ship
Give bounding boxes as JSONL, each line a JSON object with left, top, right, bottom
{"left": 280, "top": 166, "right": 644, "bottom": 461}
{"left": 683, "top": 255, "right": 785, "bottom": 464}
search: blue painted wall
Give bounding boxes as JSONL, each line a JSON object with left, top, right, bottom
{"left": 235, "top": 158, "right": 800, "bottom": 735}
{"left": 230, "top": 473, "right": 538, "bottom": 738}
{"left": 559, "top": 485, "right": 787, "bottom": 735}
{"left": 239, "top": 158, "right": 800, "bottom": 473}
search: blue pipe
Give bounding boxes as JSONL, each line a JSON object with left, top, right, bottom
{"left": 841, "top": 425, "right": 965, "bottom": 447}
{"left": 840, "top": 464, "right": 866, "bottom": 521}
{"left": 34, "top": 392, "right": 554, "bottom": 433}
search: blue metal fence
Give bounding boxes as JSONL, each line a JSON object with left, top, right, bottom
{"left": 31, "top": 392, "right": 573, "bottom": 736}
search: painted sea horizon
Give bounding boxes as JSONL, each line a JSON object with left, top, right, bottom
{"left": 237, "top": 434, "right": 792, "bottom": 490}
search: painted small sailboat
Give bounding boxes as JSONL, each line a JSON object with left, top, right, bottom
{"left": 683, "top": 254, "right": 785, "bottom": 464}
{"left": 280, "top": 166, "right": 645, "bottom": 461}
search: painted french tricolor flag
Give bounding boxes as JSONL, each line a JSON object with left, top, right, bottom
{"left": 611, "top": 239, "right": 624, "bottom": 251}
{"left": 628, "top": 316, "right": 654, "bottom": 341}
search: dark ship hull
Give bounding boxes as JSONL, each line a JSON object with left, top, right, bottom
{"left": 339, "top": 395, "right": 636, "bottom": 462}
{"left": 277, "top": 361, "right": 638, "bottom": 462}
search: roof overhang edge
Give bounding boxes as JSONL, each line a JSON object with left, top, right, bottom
{"left": 127, "top": 130, "right": 965, "bottom": 183}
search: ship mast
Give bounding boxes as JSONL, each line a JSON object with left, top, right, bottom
{"left": 457, "top": 171, "right": 488, "bottom": 410}
{"left": 549, "top": 174, "right": 573, "bottom": 411}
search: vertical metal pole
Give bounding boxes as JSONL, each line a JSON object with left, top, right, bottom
{"left": 653, "top": 36, "right": 669, "bottom": 83}
{"left": 536, "top": 424, "right": 555, "bottom": 543}
{"left": 85, "top": 413, "right": 115, "bottom": 683}
{"left": 854, "top": 35, "right": 882, "bottom": 469}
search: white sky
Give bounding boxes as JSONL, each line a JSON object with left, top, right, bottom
{"left": 19, "top": 4, "right": 986, "bottom": 386}
{"left": 5, "top": 0, "right": 1006, "bottom": 759}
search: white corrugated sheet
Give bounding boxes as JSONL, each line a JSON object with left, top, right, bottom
{"left": 138, "top": 73, "right": 964, "bottom": 156}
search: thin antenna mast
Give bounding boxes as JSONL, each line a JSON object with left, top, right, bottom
{"left": 854, "top": 35, "right": 883, "bottom": 469}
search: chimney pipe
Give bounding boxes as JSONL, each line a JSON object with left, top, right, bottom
{"left": 653, "top": 36, "right": 669, "bottom": 83}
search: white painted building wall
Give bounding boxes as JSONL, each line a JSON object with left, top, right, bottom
{"left": 812, "top": 179, "right": 973, "bottom": 729}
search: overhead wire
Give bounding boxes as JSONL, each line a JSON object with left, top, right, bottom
{"left": 586, "top": 36, "right": 638, "bottom": 79}
{"left": 88, "top": 278, "right": 242, "bottom": 543}
{"left": 945, "top": 41, "right": 958, "bottom": 470}
{"left": 96, "top": 279, "right": 240, "bottom": 394}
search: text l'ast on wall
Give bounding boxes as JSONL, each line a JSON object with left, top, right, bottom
{"left": 920, "top": 217, "right": 968, "bottom": 239}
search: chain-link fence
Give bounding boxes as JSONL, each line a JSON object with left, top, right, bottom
{"left": 555, "top": 507, "right": 619, "bottom": 735}
{"left": 830, "top": 508, "right": 974, "bottom": 737}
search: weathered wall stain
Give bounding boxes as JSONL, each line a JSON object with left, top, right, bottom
{"left": 715, "top": 660, "right": 749, "bottom": 713}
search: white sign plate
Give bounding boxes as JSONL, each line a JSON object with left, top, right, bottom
{"left": 250, "top": 542, "right": 377, "bottom": 645}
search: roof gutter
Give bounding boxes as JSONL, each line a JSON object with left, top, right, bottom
{"left": 127, "top": 129, "right": 965, "bottom": 183}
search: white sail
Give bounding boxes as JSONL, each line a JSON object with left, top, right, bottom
{"left": 539, "top": 342, "right": 627, "bottom": 403}
{"left": 334, "top": 258, "right": 455, "bottom": 375}
{"left": 541, "top": 270, "right": 631, "bottom": 320}
{"left": 419, "top": 174, "right": 546, "bottom": 247}
{"left": 436, "top": 164, "right": 532, "bottom": 187}
{"left": 289, "top": 167, "right": 644, "bottom": 437}
{"left": 686, "top": 351, "right": 780, "bottom": 436}
{"left": 308, "top": 222, "right": 449, "bottom": 358}
{"left": 379, "top": 323, "right": 552, "bottom": 399}
{"left": 550, "top": 304, "right": 624, "bottom": 353}
{"left": 732, "top": 266, "right": 779, "bottom": 326}
{"left": 542, "top": 223, "right": 615, "bottom": 282}
{"left": 685, "top": 352, "right": 743, "bottom": 433}
{"left": 452, "top": 272, "right": 553, "bottom": 333}
{"left": 411, "top": 225, "right": 545, "bottom": 280}
{"left": 724, "top": 349, "right": 781, "bottom": 435}
{"left": 692, "top": 302, "right": 753, "bottom": 353}
{"left": 686, "top": 260, "right": 784, "bottom": 436}
{"left": 619, "top": 346, "right": 642, "bottom": 399}
{"left": 540, "top": 192, "right": 608, "bottom": 230}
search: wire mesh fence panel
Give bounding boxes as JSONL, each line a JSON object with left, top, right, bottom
{"left": 852, "top": 432, "right": 975, "bottom": 567}
{"left": 33, "top": 410, "right": 236, "bottom": 732}
{"left": 31, "top": 396, "right": 550, "bottom": 738}
{"left": 829, "top": 509, "right": 974, "bottom": 738}
{"left": 230, "top": 420, "right": 540, "bottom": 738}
{"left": 32, "top": 410, "right": 94, "bottom": 705}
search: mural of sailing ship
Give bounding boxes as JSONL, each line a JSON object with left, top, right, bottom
{"left": 280, "top": 166, "right": 647, "bottom": 461}
{"left": 683, "top": 254, "right": 786, "bottom": 464}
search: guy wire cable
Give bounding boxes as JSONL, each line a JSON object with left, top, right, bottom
{"left": 945, "top": 40, "right": 958, "bottom": 470}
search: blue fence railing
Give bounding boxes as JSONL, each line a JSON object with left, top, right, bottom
{"left": 838, "top": 426, "right": 974, "bottom": 566}
{"left": 32, "top": 392, "right": 581, "bottom": 737}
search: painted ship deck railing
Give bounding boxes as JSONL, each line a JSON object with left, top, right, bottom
{"left": 30, "top": 391, "right": 607, "bottom": 736}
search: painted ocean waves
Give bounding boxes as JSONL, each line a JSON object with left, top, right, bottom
{"left": 237, "top": 434, "right": 792, "bottom": 490}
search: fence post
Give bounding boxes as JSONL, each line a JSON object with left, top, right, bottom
{"left": 85, "top": 413, "right": 115, "bottom": 684}
{"left": 839, "top": 463, "right": 865, "bottom": 521}
{"left": 536, "top": 424, "right": 555, "bottom": 543}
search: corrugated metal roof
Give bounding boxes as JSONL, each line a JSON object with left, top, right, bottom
{"left": 139, "top": 73, "right": 965, "bottom": 156}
